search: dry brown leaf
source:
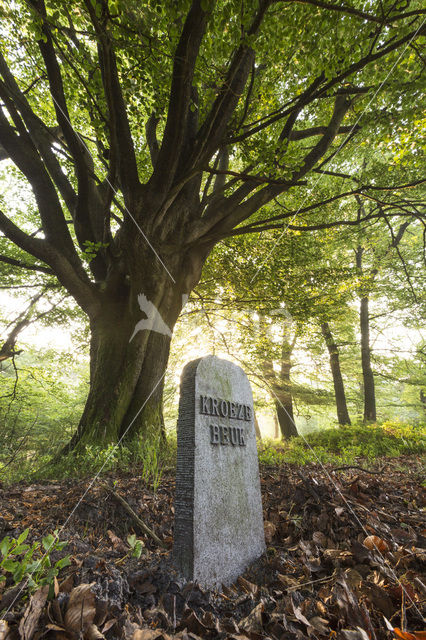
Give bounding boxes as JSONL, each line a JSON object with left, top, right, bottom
{"left": 264, "top": 520, "right": 276, "bottom": 544}
{"left": 239, "top": 602, "right": 264, "bottom": 634}
{"left": 18, "top": 585, "right": 49, "bottom": 640}
{"left": 64, "top": 583, "right": 96, "bottom": 634}
{"left": 106, "top": 530, "right": 127, "bottom": 552}
{"left": 363, "top": 535, "right": 389, "bottom": 553}
{"left": 132, "top": 630, "right": 164, "bottom": 640}
{"left": 292, "top": 602, "right": 311, "bottom": 627}
{"left": 101, "top": 618, "right": 117, "bottom": 634}
{"left": 237, "top": 576, "right": 259, "bottom": 596}
{"left": 277, "top": 573, "right": 301, "bottom": 589}
{"left": 58, "top": 574, "right": 75, "bottom": 594}
{"left": 86, "top": 623, "right": 106, "bottom": 639}
{"left": 0, "top": 620, "right": 9, "bottom": 640}
{"left": 393, "top": 630, "right": 426, "bottom": 640}
{"left": 53, "top": 576, "right": 60, "bottom": 598}
{"left": 308, "top": 616, "right": 330, "bottom": 635}
{"left": 312, "top": 531, "right": 327, "bottom": 547}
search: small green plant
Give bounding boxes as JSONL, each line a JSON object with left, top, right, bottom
{"left": 0, "top": 529, "right": 71, "bottom": 598}
{"left": 126, "top": 534, "right": 144, "bottom": 559}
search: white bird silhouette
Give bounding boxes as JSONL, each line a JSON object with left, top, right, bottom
{"left": 129, "top": 294, "right": 172, "bottom": 342}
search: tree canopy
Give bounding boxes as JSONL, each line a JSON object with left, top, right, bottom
{"left": 0, "top": 0, "right": 424, "bottom": 446}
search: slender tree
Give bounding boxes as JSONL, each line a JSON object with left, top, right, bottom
{"left": 320, "top": 321, "right": 351, "bottom": 425}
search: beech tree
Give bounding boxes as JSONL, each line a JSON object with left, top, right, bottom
{"left": 0, "top": 0, "right": 424, "bottom": 447}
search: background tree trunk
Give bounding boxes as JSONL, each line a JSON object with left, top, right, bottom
{"left": 356, "top": 245, "right": 376, "bottom": 423}
{"left": 359, "top": 294, "right": 376, "bottom": 422}
{"left": 274, "top": 356, "right": 298, "bottom": 439}
{"left": 321, "top": 321, "right": 351, "bottom": 425}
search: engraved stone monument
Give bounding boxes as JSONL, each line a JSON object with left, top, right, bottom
{"left": 174, "top": 355, "right": 265, "bottom": 588}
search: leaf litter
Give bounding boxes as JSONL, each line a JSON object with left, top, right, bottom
{"left": 0, "top": 455, "right": 424, "bottom": 639}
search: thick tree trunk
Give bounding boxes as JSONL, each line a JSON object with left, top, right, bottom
{"left": 71, "top": 244, "right": 205, "bottom": 448}
{"left": 74, "top": 300, "right": 176, "bottom": 447}
{"left": 321, "top": 322, "right": 351, "bottom": 425}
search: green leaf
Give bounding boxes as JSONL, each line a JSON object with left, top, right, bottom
{"left": 127, "top": 534, "right": 137, "bottom": 548}
{"left": 42, "top": 534, "right": 55, "bottom": 552}
{"left": 0, "top": 537, "right": 10, "bottom": 557}
{"left": 2, "top": 559, "right": 18, "bottom": 573}
{"left": 55, "top": 556, "right": 71, "bottom": 570}
{"left": 17, "top": 529, "right": 29, "bottom": 545}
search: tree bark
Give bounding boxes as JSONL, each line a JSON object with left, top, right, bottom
{"left": 321, "top": 321, "right": 351, "bottom": 425}
{"left": 274, "top": 357, "right": 298, "bottom": 439}
{"left": 359, "top": 294, "right": 376, "bottom": 422}
{"left": 69, "top": 245, "right": 204, "bottom": 449}
{"left": 356, "top": 245, "right": 376, "bottom": 423}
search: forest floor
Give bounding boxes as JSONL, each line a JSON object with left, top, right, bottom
{"left": 0, "top": 455, "right": 424, "bottom": 640}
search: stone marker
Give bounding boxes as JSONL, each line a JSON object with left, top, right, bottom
{"left": 174, "top": 355, "right": 265, "bottom": 588}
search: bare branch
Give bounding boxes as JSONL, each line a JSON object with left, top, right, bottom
{"left": 0, "top": 254, "right": 54, "bottom": 275}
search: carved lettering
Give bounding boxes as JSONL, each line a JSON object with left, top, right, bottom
{"left": 200, "top": 395, "right": 210, "bottom": 414}
{"left": 200, "top": 396, "right": 252, "bottom": 424}
{"left": 211, "top": 398, "right": 220, "bottom": 416}
{"left": 230, "top": 427, "right": 238, "bottom": 446}
{"left": 210, "top": 424, "right": 220, "bottom": 444}
{"left": 221, "top": 426, "right": 229, "bottom": 445}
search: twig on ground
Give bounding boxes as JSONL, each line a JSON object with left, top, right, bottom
{"left": 99, "top": 481, "right": 167, "bottom": 549}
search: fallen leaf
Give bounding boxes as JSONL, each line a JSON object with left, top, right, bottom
{"left": 237, "top": 576, "right": 259, "bottom": 596}
{"left": 264, "top": 521, "right": 276, "bottom": 544}
{"left": 363, "top": 535, "right": 389, "bottom": 553}
{"left": 132, "top": 630, "right": 164, "bottom": 640}
{"left": 308, "top": 616, "right": 330, "bottom": 635}
{"left": 393, "top": 630, "right": 426, "bottom": 640}
{"left": 312, "top": 531, "right": 327, "bottom": 547}
{"left": 58, "top": 574, "right": 75, "bottom": 593}
{"left": 107, "top": 530, "right": 127, "bottom": 552}
{"left": 64, "top": 583, "right": 96, "bottom": 634}
{"left": 239, "top": 602, "right": 264, "bottom": 634}
{"left": 18, "top": 585, "right": 49, "bottom": 640}
{"left": 86, "top": 624, "right": 106, "bottom": 639}
{"left": 101, "top": 618, "right": 117, "bottom": 633}
{"left": 0, "top": 620, "right": 9, "bottom": 640}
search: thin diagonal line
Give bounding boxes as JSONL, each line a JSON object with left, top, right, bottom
{"left": 49, "top": 95, "right": 176, "bottom": 284}
{"left": 266, "top": 381, "right": 425, "bottom": 623}
{"left": 197, "top": 310, "right": 425, "bottom": 621}
{"left": 1, "top": 369, "right": 167, "bottom": 618}
{"left": 250, "top": 18, "right": 426, "bottom": 284}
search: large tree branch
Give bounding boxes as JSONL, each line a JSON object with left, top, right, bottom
{"left": 187, "top": 1, "right": 272, "bottom": 171}
{"left": 0, "top": 254, "right": 54, "bottom": 275}
{"left": 145, "top": 113, "right": 160, "bottom": 167}
{"left": 27, "top": 0, "right": 109, "bottom": 280}
{"left": 0, "top": 210, "right": 99, "bottom": 316}
{"left": 193, "top": 94, "right": 352, "bottom": 240}
{"left": 148, "top": 0, "right": 210, "bottom": 200}
{"left": 0, "top": 104, "right": 81, "bottom": 266}
{"left": 222, "top": 210, "right": 414, "bottom": 238}
{"left": 0, "top": 50, "right": 77, "bottom": 215}
{"left": 84, "top": 2, "right": 141, "bottom": 205}
{"left": 228, "top": 25, "right": 424, "bottom": 146}
{"left": 275, "top": 0, "right": 426, "bottom": 25}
